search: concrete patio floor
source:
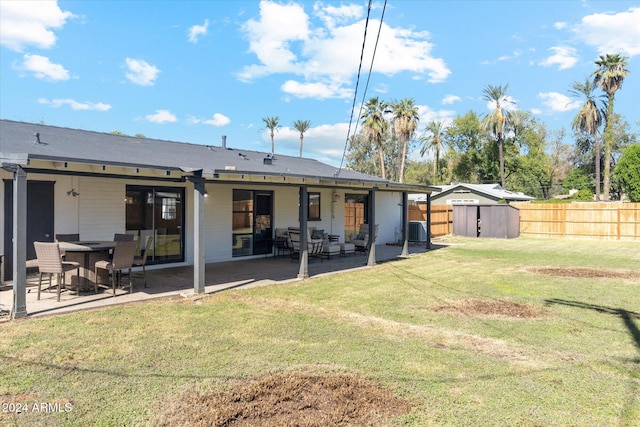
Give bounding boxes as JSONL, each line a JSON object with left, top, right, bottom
{"left": 0, "top": 244, "right": 433, "bottom": 319}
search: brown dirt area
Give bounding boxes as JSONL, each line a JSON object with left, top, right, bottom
{"left": 527, "top": 267, "right": 640, "bottom": 279}
{"left": 156, "top": 371, "right": 416, "bottom": 426}
{"left": 431, "top": 299, "right": 545, "bottom": 318}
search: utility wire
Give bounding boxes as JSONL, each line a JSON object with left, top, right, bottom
{"left": 336, "top": 0, "right": 387, "bottom": 176}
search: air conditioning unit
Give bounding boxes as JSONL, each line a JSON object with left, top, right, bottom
{"left": 409, "top": 221, "right": 427, "bottom": 242}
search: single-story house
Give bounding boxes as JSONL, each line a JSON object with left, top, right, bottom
{"left": 410, "top": 183, "right": 534, "bottom": 205}
{"left": 1, "top": 119, "right": 437, "bottom": 318}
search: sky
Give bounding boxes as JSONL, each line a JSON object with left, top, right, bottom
{"left": 1, "top": 0, "right": 639, "bottom": 168}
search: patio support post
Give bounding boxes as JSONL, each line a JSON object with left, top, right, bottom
{"left": 12, "top": 165, "right": 27, "bottom": 319}
{"left": 298, "top": 186, "right": 309, "bottom": 279}
{"left": 367, "top": 187, "right": 376, "bottom": 267}
{"left": 191, "top": 172, "right": 206, "bottom": 293}
{"left": 400, "top": 192, "right": 409, "bottom": 257}
{"left": 426, "top": 193, "right": 432, "bottom": 250}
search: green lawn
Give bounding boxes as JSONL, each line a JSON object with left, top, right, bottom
{"left": 1, "top": 237, "right": 639, "bottom": 426}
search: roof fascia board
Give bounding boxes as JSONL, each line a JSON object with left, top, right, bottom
{"left": 22, "top": 153, "right": 182, "bottom": 172}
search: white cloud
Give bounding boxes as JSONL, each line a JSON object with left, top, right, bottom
{"left": 238, "top": 0, "right": 450, "bottom": 99}
{"left": 441, "top": 95, "right": 461, "bottom": 105}
{"left": 539, "top": 46, "right": 578, "bottom": 70}
{"left": 538, "top": 92, "right": 581, "bottom": 112}
{"left": 0, "top": 1, "right": 75, "bottom": 51}
{"left": 574, "top": 7, "right": 640, "bottom": 56}
{"left": 190, "top": 113, "right": 231, "bottom": 127}
{"left": 145, "top": 109, "right": 177, "bottom": 123}
{"left": 554, "top": 21, "right": 567, "bottom": 30}
{"left": 207, "top": 113, "right": 230, "bottom": 126}
{"left": 15, "top": 54, "right": 69, "bottom": 81}
{"left": 313, "top": 3, "right": 363, "bottom": 29}
{"left": 255, "top": 122, "right": 349, "bottom": 164}
{"left": 497, "top": 49, "right": 522, "bottom": 62}
{"left": 281, "top": 80, "right": 352, "bottom": 99}
{"left": 125, "top": 58, "right": 160, "bottom": 86}
{"left": 38, "top": 98, "right": 111, "bottom": 111}
{"left": 188, "top": 19, "right": 209, "bottom": 43}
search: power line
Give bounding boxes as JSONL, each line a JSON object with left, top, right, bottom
{"left": 336, "top": 0, "right": 387, "bottom": 176}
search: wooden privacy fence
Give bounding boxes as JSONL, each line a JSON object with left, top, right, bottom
{"left": 512, "top": 203, "right": 640, "bottom": 241}
{"left": 344, "top": 202, "right": 365, "bottom": 237}
{"left": 408, "top": 205, "right": 453, "bottom": 237}
{"left": 408, "top": 203, "right": 639, "bottom": 241}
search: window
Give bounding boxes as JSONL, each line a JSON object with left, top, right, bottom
{"left": 162, "top": 197, "right": 176, "bottom": 220}
{"left": 125, "top": 186, "right": 185, "bottom": 264}
{"left": 308, "top": 192, "right": 321, "bottom": 221}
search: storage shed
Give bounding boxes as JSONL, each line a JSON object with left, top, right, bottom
{"left": 453, "top": 205, "right": 520, "bottom": 239}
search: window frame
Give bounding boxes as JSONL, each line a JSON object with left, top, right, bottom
{"left": 308, "top": 192, "right": 321, "bottom": 221}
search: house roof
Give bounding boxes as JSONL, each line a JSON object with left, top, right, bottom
{"left": 1, "top": 120, "right": 436, "bottom": 193}
{"left": 410, "top": 183, "right": 534, "bottom": 202}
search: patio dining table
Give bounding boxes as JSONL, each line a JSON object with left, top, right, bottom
{"left": 57, "top": 241, "right": 117, "bottom": 292}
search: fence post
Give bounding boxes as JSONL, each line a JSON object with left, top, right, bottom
{"left": 617, "top": 206, "right": 621, "bottom": 241}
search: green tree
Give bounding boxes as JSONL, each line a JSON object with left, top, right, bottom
{"left": 360, "top": 97, "right": 390, "bottom": 179}
{"left": 614, "top": 143, "right": 640, "bottom": 202}
{"left": 563, "top": 168, "right": 592, "bottom": 192}
{"left": 262, "top": 116, "right": 280, "bottom": 156}
{"left": 570, "top": 78, "right": 605, "bottom": 199}
{"left": 404, "top": 160, "right": 433, "bottom": 186}
{"left": 346, "top": 129, "right": 397, "bottom": 180}
{"left": 593, "top": 53, "right": 630, "bottom": 200}
{"left": 390, "top": 98, "right": 420, "bottom": 183}
{"left": 419, "top": 120, "right": 448, "bottom": 184}
{"left": 443, "top": 111, "right": 492, "bottom": 183}
{"left": 481, "top": 84, "right": 514, "bottom": 188}
{"left": 292, "top": 119, "right": 311, "bottom": 158}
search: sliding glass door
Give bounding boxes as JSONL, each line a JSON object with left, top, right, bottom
{"left": 125, "top": 185, "right": 185, "bottom": 264}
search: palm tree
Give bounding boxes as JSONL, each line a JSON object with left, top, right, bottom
{"left": 592, "top": 53, "right": 629, "bottom": 200}
{"left": 360, "top": 97, "right": 389, "bottom": 179}
{"left": 419, "top": 120, "right": 447, "bottom": 183}
{"left": 481, "top": 84, "right": 513, "bottom": 188}
{"left": 262, "top": 116, "right": 280, "bottom": 156}
{"left": 292, "top": 120, "right": 311, "bottom": 158}
{"left": 570, "top": 78, "right": 605, "bottom": 200}
{"left": 390, "top": 98, "right": 420, "bottom": 183}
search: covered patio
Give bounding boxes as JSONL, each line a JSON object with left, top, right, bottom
{"left": 0, "top": 243, "right": 432, "bottom": 318}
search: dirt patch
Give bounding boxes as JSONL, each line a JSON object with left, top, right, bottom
{"left": 156, "top": 371, "right": 415, "bottom": 426}
{"left": 527, "top": 267, "right": 640, "bottom": 279}
{"left": 432, "top": 299, "right": 545, "bottom": 319}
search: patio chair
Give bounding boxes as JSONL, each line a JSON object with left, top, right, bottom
{"left": 288, "top": 227, "right": 324, "bottom": 261}
{"left": 33, "top": 242, "right": 80, "bottom": 302}
{"left": 350, "top": 224, "right": 378, "bottom": 252}
{"left": 132, "top": 235, "right": 153, "bottom": 287}
{"left": 94, "top": 240, "right": 137, "bottom": 296}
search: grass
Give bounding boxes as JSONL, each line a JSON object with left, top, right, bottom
{"left": 1, "top": 237, "right": 639, "bottom": 426}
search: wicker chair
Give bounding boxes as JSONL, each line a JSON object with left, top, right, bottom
{"left": 33, "top": 242, "right": 80, "bottom": 301}
{"left": 133, "top": 235, "right": 153, "bottom": 287}
{"left": 94, "top": 240, "right": 137, "bottom": 296}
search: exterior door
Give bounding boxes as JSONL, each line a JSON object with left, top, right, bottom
{"left": 3, "top": 180, "right": 55, "bottom": 281}
{"left": 232, "top": 190, "right": 273, "bottom": 257}
{"left": 253, "top": 192, "right": 273, "bottom": 255}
